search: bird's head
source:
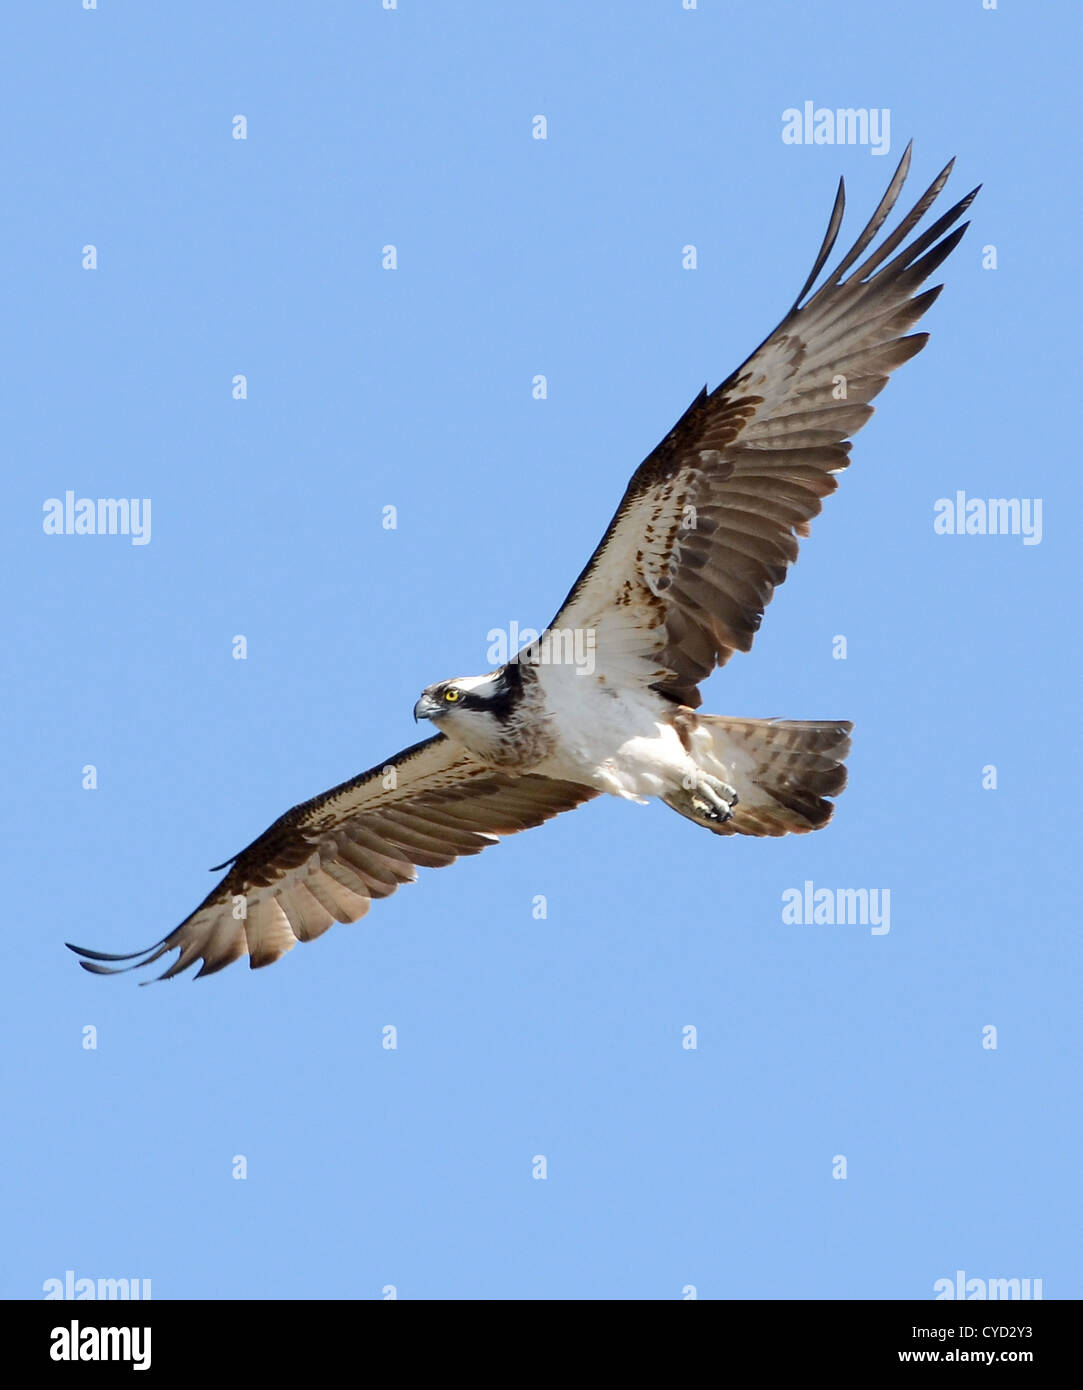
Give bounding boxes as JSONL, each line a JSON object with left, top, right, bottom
{"left": 413, "top": 667, "right": 522, "bottom": 753}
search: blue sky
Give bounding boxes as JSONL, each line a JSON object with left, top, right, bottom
{"left": 3, "top": 0, "right": 1079, "bottom": 1300}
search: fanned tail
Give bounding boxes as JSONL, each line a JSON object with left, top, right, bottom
{"left": 665, "top": 715, "right": 854, "bottom": 836}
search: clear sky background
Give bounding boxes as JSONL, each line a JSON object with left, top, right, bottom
{"left": 3, "top": 1, "right": 1079, "bottom": 1301}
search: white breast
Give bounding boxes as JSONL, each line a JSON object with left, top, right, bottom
{"left": 531, "top": 659, "right": 694, "bottom": 801}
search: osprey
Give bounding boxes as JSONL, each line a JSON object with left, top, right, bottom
{"left": 70, "top": 144, "right": 976, "bottom": 981}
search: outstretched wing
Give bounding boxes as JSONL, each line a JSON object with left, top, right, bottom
{"left": 68, "top": 735, "right": 596, "bottom": 981}
{"left": 546, "top": 144, "right": 978, "bottom": 707}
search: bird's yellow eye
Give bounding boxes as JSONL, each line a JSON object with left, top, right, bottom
{"left": 444, "top": 688, "right": 461, "bottom": 703}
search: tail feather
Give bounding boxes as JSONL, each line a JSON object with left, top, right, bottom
{"left": 668, "top": 715, "right": 854, "bottom": 837}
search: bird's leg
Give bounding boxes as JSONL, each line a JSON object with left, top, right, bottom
{"left": 688, "top": 773, "right": 739, "bottom": 824}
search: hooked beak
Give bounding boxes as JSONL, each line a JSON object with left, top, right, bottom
{"left": 413, "top": 693, "right": 439, "bottom": 723}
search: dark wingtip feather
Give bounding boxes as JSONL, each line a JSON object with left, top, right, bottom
{"left": 789, "top": 175, "right": 846, "bottom": 312}
{"left": 67, "top": 941, "right": 150, "bottom": 963}
{"left": 78, "top": 960, "right": 121, "bottom": 976}
{"left": 77, "top": 954, "right": 161, "bottom": 977}
{"left": 69, "top": 938, "right": 173, "bottom": 977}
{"left": 811, "top": 141, "right": 916, "bottom": 294}
{"left": 139, "top": 971, "right": 180, "bottom": 987}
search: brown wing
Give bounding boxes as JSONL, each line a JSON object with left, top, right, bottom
{"left": 548, "top": 143, "right": 978, "bottom": 706}
{"left": 68, "top": 734, "right": 596, "bottom": 981}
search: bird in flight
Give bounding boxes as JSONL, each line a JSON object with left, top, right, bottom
{"left": 70, "top": 143, "right": 976, "bottom": 981}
